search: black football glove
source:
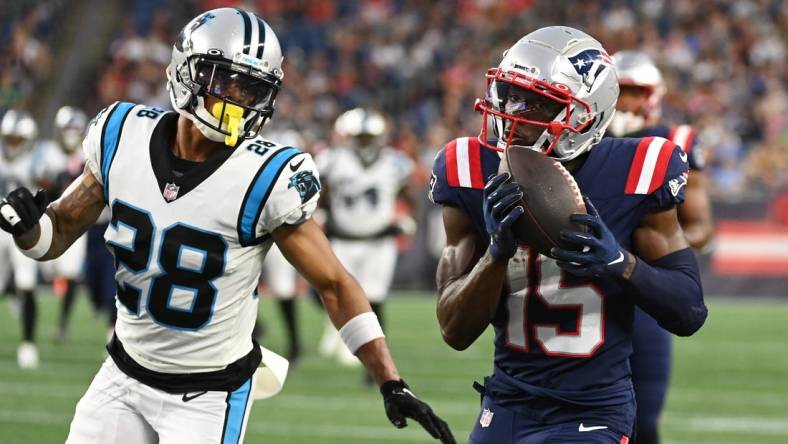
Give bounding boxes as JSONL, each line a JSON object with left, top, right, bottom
{"left": 381, "top": 379, "right": 455, "bottom": 444}
{"left": 0, "top": 188, "right": 49, "bottom": 237}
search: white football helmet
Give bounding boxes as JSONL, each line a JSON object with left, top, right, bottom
{"left": 607, "top": 50, "right": 666, "bottom": 136}
{"left": 1, "top": 110, "right": 38, "bottom": 160}
{"left": 54, "top": 106, "right": 88, "bottom": 153}
{"left": 167, "top": 8, "right": 284, "bottom": 146}
{"left": 475, "top": 26, "right": 619, "bottom": 162}
{"left": 334, "top": 108, "right": 387, "bottom": 165}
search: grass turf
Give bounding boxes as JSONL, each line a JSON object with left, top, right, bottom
{"left": 0, "top": 292, "right": 786, "bottom": 443}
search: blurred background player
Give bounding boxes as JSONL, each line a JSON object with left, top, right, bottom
{"left": 316, "top": 108, "right": 415, "bottom": 369}
{"left": 0, "top": 109, "right": 43, "bottom": 368}
{"left": 608, "top": 50, "right": 715, "bottom": 444}
{"left": 39, "top": 106, "right": 92, "bottom": 342}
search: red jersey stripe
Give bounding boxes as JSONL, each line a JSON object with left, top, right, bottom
{"left": 445, "top": 139, "right": 459, "bottom": 187}
{"left": 625, "top": 137, "right": 653, "bottom": 194}
{"left": 647, "top": 139, "right": 677, "bottom": 194}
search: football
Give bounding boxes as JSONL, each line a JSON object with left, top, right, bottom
{"left": 498, "top": 146, "right": 588, "bottom": 257}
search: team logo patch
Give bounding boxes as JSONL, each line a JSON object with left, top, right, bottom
{"left": 568, "top": 49, "right": 612, "bottom": 90}
{"left": 428, "top": 173, "right": 437, "bottom": 203}
{"left": 479, "top": 408, "right": 494, "bottom": 428}
{"left": 288, "top": 170, "right": 320, "bottom": 203}
{"left": 163, "top": 182, "right": 180, "bottom": 202}
{"left": 668, "top": 174, "right": 688, "bottom": 198}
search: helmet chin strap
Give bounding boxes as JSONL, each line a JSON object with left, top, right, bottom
{"left": 607, "top": 111, "right": 645, "bottom": 137}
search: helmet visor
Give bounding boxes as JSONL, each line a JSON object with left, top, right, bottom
{"left": 498, "top": 83, "right": 565, "bottom": 145}
{"left": 195, "top": 63, "right": 275, "bottom": 110}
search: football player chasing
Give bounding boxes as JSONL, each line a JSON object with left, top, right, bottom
{"left": 430, "top": 27, "right": 707, "bottom": 443}
{"left": 0, "top": 109, "right": 48, "bottom": 369}
{"left": 607, "top": 50, "right": 714, "bottom": 444}
{"left": 316, "top": 108, "right": 416, "bottom": 373}
{"left": 0, "top": 9, "right": 454, "bottom": 444}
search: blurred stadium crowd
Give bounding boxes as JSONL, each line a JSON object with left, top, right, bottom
{"left": 2, "top": 0, "right": 786, "bottom": 200}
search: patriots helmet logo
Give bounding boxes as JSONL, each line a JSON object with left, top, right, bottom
{"left": 288, "top": 170, "right": 321, "bottom": 203}
{"left": 568, "top": 49, "right": 612, "bottom": 91}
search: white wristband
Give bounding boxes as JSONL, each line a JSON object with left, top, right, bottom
{"left": 20, "top": 214, "right": 53, "bottom": 259}
{"left": 339, "top": 312, "right": 385, "bottom": 354}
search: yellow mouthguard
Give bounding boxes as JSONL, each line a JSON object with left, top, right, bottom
{"left": 211, "top": 102, "right": 244, "bottom": 146}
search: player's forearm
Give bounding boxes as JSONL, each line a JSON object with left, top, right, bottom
{"left": 319, "top": 271, "right": 375, "bottom": 327}
{"left": 624, "top": 248, "right": 707, "bottom": 336}
{"left": 437, "top": 250, "right": 507, "bottom": 350}
{"left": 13, "top": 205, "right": 94, "bottom": 261}
{"left": 356, "top": 338, "right": 400, "bottom": 385}
{"left": 319, "top": 273, "right": 400, "bottom": 384}
{"left": 39, "top": 170, "right": 104, "bottom": 260}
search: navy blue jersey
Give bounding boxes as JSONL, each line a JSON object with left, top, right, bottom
{"left": 621, "top": 124, "right": 704, "bottom": 171}
{"left": 429, "top": 136, "right": 688, "bottom": 434}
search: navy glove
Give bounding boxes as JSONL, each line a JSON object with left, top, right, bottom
{"left": 381, "top": 379, "right": 456, "bottom": 444}
{"left": 483, "top": 173, "right": 525, "bottom": 261}
{"left": 551, "top": 196, "right": 629, "bottom": 278}
{"left": 0, "top": 188, "right": 48, "bottom": 237}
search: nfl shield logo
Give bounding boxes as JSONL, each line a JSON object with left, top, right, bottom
{"left": 163, "top": 183, "right": 180, "bottom": 202}
{"left": 479, "top": 408, "right": 494, "bottom": 428}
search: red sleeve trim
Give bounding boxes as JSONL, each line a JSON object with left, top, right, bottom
{"left": 445, "top": 139, "right": 459, "bottom": 187}
{"left": 466, "top": 137, "right": 485, "bottom": 189}
{"left": 625, "top": 137, "right": 677, "bottom": 194}
{"left": 625, "top": 136, "right": 653, "bottom": 194}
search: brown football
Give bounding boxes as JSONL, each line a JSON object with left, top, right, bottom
{"left": 498, "top": 146, "right": 588, "bottom": 257}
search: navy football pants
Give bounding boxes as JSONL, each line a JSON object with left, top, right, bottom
{"left": 630, "top": 306, "right": 672, "bottom": 444}
{"left": 469, "top": 396, "right": 630, "bottom": 444}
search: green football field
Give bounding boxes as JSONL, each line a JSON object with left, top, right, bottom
{"left": 0, "top": 292, "right": 787, "bottom": 444}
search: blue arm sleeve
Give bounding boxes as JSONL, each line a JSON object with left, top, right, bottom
{"left": 625, "top": 248, "right": 707, "bottom": 336}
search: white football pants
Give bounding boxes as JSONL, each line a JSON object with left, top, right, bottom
{"left": 330, "top": 237, "right": 397, "bottom": 302}
{"left": 66, "top": 358, "right": 256, "bottom": 444}
{"left": 0, "top": 232, "right": 38, "bottom": 291}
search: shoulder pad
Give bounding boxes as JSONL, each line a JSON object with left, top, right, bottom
{"left": 625, "top": 136, "right": 687, "bottom": 195}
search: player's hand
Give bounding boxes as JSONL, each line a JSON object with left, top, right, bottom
{"left": 483, "top": 173, "right": 524, "bottom": 261}
{"left": 381, "top": 379, "right": 456, "bottom": 444}
{"left": 0, "top": 188, "right": 49, "bottom": 237}
{"left": 551, "top": 196, "right": 630, "bottom": 278}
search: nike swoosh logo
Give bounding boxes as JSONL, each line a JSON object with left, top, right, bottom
{"left": 678, "top": 151, "right": 688, "bottom": 163}
{"left": 182, "top": 391, "right": 208, "bottom": 402}
{"left": 579, "top": 423, "right": 608, "bottom": 432}
{"left": 607, "top": 251, "right": 624, "bottom": 266}
{"left": 289, "top": 157, "right": 305, "bottom": 172}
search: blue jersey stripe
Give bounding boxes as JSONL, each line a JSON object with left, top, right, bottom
{"left": 101, "top": 102, "right": 135, "bottom": 200}
{"left": 222, "top": 378, "right": 252, "bottom": 444}
{"left": 238, "top": 147, "right": 300, "bottom": 244}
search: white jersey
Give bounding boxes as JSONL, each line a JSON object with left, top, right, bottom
{"left": 316, "top": 147, "right": 412, "bottom": 237}
{"left": 83, "top": 102, "right": 320, "bottom": 373}
{"left": 0, "top": 140, "right": 65, "bottom": 194}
